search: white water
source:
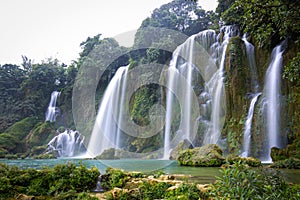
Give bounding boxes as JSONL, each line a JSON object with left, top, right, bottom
{"left": 45, "top": 91, "right": 60, "bottom": 122}
{"left": 241, "top": 93, "right": 261, "bottom": 157}
{"left": 203, "top": 26, "right": 237, "bottom": 144}
{"left": 242, "top": 34, "right": 259, "bottom": 92}
{"left": 47, "top": 129, "right": 85, "bottom": 157}
{"left": 241, "top": 35, "right": 260, "bottom": 157}
{"left": 163, "top": 26, "right": 237, "bottom": 159}
{"left": 87, "top": 66, "right": 128, "bottom": 157}
{"left": 262, "top": 44, "right": 284, "bottom": 162}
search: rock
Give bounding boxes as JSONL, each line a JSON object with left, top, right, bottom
{"left": 95, "top": 148, "right": 120, "bottom": 160}
{"left": 197, "top": 184, "right": 211, "bottom": 193}
{"left": 177, "top": 144, "right": 225, "bottom": 167}
{"left": 225, "top": 154, "right": 261, "bottom": 167}
{"left": 271, "top": 147, "right": 288, "bottom": 162}
{"left": 170, "top": 139, "right": 193, "bottom": 160}
{"left": 16, "top": 194, "right": 35, "bottom": 200}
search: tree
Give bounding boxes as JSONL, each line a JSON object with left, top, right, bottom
{"left": 222, "top": 0, "right": 300, "bottom": 47}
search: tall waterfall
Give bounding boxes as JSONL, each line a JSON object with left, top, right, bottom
{"left": 45, "top": 91, "right": 60, "bottom": 122}
{"left": 262, "top": 44, "right": 285, "bottom": 162}
{"left": 87, "top": 66, "right": 128, "bottom": 157}
{"left": 241, "top": 35, "right": 260, "bottom": 157}
{"left": 163, "top": 26, "right": 238, "bottom": 159}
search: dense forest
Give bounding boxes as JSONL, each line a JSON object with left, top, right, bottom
{"left": 0, "top": 0, "right": 299, "bottom": 162}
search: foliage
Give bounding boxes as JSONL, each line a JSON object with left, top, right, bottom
{"left": 210, "top": 161, "right": 300, "bottom": 199}
{"left": 140, "top": 0, "right": 216, "bottom": 36}
{"left": 166, "top": 183, "right": 206, "bottom": 200}
{"left": 283, "top": 52, "right": 300, "bottom": 86}
{"left": 222, "top": 0, "right": 300, "bottom": 47}
{"left": 270, "top": 157, "right": 300, "bottom": 169}
{"left": 0, "top": 162, "right": 100, "bottom": 198}
{"left": 106, "top": 168, "right": 129, "bottom": 188}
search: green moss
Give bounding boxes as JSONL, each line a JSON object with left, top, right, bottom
{"left": 177, "top": 144, "right": 225, "bottom": 167}
{"left": 26, "top": 121, "right": 57, "bottom": 147}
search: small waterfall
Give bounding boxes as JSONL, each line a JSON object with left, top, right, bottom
{"left": 87, "top": 66, "right": 128, "bottom": 157}
{"left": 242, "top": 34, "right": 259, "bottom": 93}
{"left": 47, "top": 129, "right": 85, "bottom": 157}
{"left": 262, "top": 44, "right": 285, "bottom": 162}
{"left": 45, "top": 91, "right": 60, "bottom": 122}
{"left": 241, "top": 93, "right": 261, "bottom": 157}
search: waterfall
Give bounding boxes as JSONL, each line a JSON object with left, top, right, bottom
{"left": 241, "top": 34, "right": 260, "bottom": 157}
{"left": 203, "top": 26, "right": 237, "bottom": 145}
{"left": 163, "top": 26, "right": 238, "bottom": 159}
{"left": 45, "top": 91, "right": 60, "bottom": 122}
{"left": 241, "top": 93, "right": 261, "bottom": 157}
{"left": 87, "top": 66, "right": 128, "bottom": 157}
{"left": 242, "top": 34, "right": 259, "bottom": 93}
{"left": 262, "top": 44, "right": 284, "bottom": 162}
{"left": 47, "top": 129, "right": 85, "bottom": 157}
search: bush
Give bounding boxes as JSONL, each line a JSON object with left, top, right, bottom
{"left": 0, "top": 162, "right": 100, "bottom": 198}
{"left": 210, "top": 161, "right": 300, "bottom": 199}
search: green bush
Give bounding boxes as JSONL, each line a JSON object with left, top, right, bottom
{"left": 210, "top": 161, "right": 300, "bottom": 199}
{"left": 0, "top": 162, "right": 100, "bottom": 198}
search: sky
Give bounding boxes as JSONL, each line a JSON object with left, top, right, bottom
{"left": 0, "top": 0, "right": 218, "bottom": 65}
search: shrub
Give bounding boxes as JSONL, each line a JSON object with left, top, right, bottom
{"left": 210, "top": 161, "right": 300, "bottom": 199}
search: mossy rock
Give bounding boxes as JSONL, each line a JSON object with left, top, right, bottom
{"left": 270, "top": 147, "right": 289, "bottom": 162}
{"left": 26, "top": 121, "right": 57, "bottom": 148}
{"left": 95, "top": 148, "right": 120, "bottom": 160}
{"left": 170, "top": 139, "right": 193, "bottom": 160}
{"left": 270, "top": 157, "right": 300, "bottom": 169}
{"left": 177, "top": 144, "right": 225, "bottom": 167}
{"left": 225, "top": 154, "right": 262, "bottom": 167}
{"left": 34, "top": 152, "right": 57, "bottom": 159}
{"left": 30, "top": 145, "right": 47, "bottom": 156}
{"left": 0, "top": 117, "right": 38, "bottom": 154}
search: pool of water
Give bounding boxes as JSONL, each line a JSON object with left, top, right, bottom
{"left": 1, "top": 159, "right": 299, "bottom": 184}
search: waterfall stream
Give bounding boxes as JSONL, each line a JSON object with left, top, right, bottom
{"left": 45, "top": 91, "right": 60, "bottom": 122}
{"left": 87, "top": 66, "right": 129, "bottom": 157}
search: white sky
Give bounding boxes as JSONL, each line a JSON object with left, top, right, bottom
{"left": 0, "top": 0, "right": 218, "bottom": 65}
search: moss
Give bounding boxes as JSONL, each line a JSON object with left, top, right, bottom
{"left": 0, "top": 117, "right": 38, "bottom": 154}
{"left": 26, "top": 121, "right": 57, "bottom": 148}
{"left": 177, "top": 144, "right": 225, "bottom": 167}
{"left": 223, "top": 36, "right": 251, "bottom": 154}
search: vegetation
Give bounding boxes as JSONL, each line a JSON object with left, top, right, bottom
{"left": 211, "top": 161, "right": 300, "bottom": 199}
{"left": 220, "top": 0, "right": 300, "bottom": 47}
{"left": 0, "top": 162, "right": 99, "bottom": 199}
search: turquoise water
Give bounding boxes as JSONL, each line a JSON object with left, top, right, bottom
{"left": 1, "top": 159, "right": 299, "bottom": 184}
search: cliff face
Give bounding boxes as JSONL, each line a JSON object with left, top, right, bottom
{"left": 223, "top": 34, "right": 300, "bottom": 158}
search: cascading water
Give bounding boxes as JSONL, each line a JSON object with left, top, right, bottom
{"left": 47, "top": 129, "right": 85, "bottom": 157}
{"left": 203, "top": 26, "right": 237, "bottom": 145}
{"left": 87, "top": 66, "right": 128, "bottom": 157}
{"left": 241, "top": 93, "right": 261, "bottom": 157}
{"left": 241, "top": 35, "right": 260, "bottom": 157}
{"left": 45, "top": 91, "right": 60, "bottom": 122}
{"left": 242, "top": 34, "right": 259, "bottom": 93}
{"left": 163, "top": 26, "right": 237, "bottom": 159}
{"left": 261, "top": 44, "right": 285, "bottom": 162}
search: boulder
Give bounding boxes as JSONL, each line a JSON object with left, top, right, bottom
{"left": 95, "top": 148, "right": 120, "bottom": 160}
{"left": 177, "top": 144, "right": 225, "bottom": 167}
{"left": 170, "top": 139, "right": 193, "bottom": 160}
